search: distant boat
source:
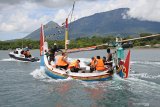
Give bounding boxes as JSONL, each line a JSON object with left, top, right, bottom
{"left": 9, "top": 48, "right": 39, "bottom": 62}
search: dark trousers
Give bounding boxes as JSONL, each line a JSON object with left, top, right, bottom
{"left": 70, "top": 67, "right": 79, "bottom": 72}
{"left": 90, "top": 67, "right": 95, "bottom": 73}
{"left": 56, "top": 65, "right": 68, "bottom": 70}
{"left": 49, "top": 54, "right": 55, "bottom": 62}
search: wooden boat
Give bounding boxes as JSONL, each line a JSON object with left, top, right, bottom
{"left": 39, "top": 23, "right": 130, "bottom": 81}
{"left": 40, "top": 24, "right": 113, "bottom": 81}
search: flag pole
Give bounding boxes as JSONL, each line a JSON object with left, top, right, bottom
{"left": 65, "top": 18, "right": 69, "bottom": 51}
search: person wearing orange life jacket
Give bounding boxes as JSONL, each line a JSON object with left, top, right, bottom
{"left": 95, "top": 56, "right": 106, "bottom": 71}
{"left": 68, "top": 59, "right": 81, "bottom": 72}
{"left": 88, "top": 57, "right": 96, "bottom": 72}
{"left": 56, "top": 52, "right": 69, "bottom": 70}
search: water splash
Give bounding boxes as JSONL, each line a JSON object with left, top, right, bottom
{"left": 131, "top": 61, "right": 160, "bottom": 65}
{"left": 0, "top": 58, "right": 40, "bottom": 63}
{"left": 30, "top": 68, "right": 73, "bottom": 82}
{"left": 130, "top": 73, "right": 160, "bottom": 79}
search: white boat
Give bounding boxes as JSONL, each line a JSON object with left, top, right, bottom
{"left": 9, "top": 48, "right": 39, "bottom": 62}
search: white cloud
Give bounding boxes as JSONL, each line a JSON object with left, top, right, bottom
{"left": 127, "top": 0, "right": 160, "bottom": 22}
{"left": 0, "top": 0, "right": 160, "bottom": 40}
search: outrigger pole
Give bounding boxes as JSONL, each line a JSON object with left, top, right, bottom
{"left": 117, "top": 34, "right": 160, "bottom": 43}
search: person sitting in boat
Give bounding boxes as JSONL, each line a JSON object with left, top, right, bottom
{"left": 106, "top": 48, "right": 113, "bottom": 68}
{"left": 88, "top": 57, "right": 96, "bottom": 72}
{"left": 26, "top": 50, "right": 32, "bottom": 58}
{"left": 116, "top": 58, "right": 125, "bottom": 77}
{"left": 95, "top": 56, "right": 106, "bottom": 71}
{"left": 56, "top": 52, "right": 69, "bottom": 70}
{"left": 49, "top": 43, "right": 62, "bottom": 63}
{"left": 68, "top": 59, "right": 81, "bottom": 72}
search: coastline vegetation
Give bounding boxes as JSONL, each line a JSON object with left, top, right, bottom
{"left": 0, "top": 33, "right": 160, "bottom": 50}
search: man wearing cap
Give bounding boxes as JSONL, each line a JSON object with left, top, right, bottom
{"left": 49, "top": 43, "right": 62, "bottom": 63}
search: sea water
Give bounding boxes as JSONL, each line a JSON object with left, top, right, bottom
{"left": 0, "top": 49, "right": 160, "bottom": 107}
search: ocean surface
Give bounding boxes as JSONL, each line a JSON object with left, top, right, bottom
{"left": 0, "top": 48, "right": 160, "bottom": 107}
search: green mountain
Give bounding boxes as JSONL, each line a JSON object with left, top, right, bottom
{"left": 24, "top": 8, "right": 160, "bottom": 40}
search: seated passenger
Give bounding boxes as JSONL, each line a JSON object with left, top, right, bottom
{"left": 88, "top": 57, "right": 96, "bottom": 72}
{"left": 95, "top": 56, "right": 106, "bottom": 71}
{"left": 68, "top": 59, "right": 81, "bottom": 72}
{"left": 116, "top": 58, "right": 125, "bottom": 71}
{"left": 23, "top": 51, "right": 27, "bottom": 58}
{"left": 26, "top": 50, "right": 32, "bottom": 58}
{"left": 56, "top": 52, "right": 69, "bottom": 70}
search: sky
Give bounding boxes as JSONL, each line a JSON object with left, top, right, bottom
{"left": 0, "top": 0, "right": 160, "bottom": 41}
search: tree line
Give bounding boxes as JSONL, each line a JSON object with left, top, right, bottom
{"left": 0, "top": 33, "right": 160, "bottom": 50}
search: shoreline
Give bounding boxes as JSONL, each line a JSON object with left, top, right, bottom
{"left": 0, "top": 46, "right": 159, "bottom": 51}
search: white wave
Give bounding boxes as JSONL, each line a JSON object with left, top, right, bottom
{"left": 0, "top": 58, "right": 40, "bottom": 63}
{"left": 30, "top": 68, "right": 73, "bottom": 82}
{"left": 126, "top": 77, "right": 160, "bottom": 93}
{"left": 131, "top": 61, "right": 160, "bottom": 65}
{"left": 30, "top": 68, "right": 47, "bottom": 79}
{"left": 0, "top": 58, "right": 28, "bottom": 62}
{"left": 130, "top": 73, "right": 160, "bottom": 79}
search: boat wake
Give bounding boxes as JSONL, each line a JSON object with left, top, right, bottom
{"left": 0, "top": 58, "right": 40, "bottom": 63}
{"left": 131, "top": 61, "right": 160, "bottom": 66}
{"left": 30, "top": 68, "right": 73, "bottom": 82}
{"left": 130, "top": 73, "right": 160, "bottom": 79}
{"left": 0, "top": 58, "right": 22, "bottom": 62}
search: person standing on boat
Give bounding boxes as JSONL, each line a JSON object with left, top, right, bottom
{"left": 68, "top": 59, "right": 81, "bottom": 72}
{"left": 49, "top": 43, "right": 62, "bottom": 63}
{"left": 106, "top": 48, "right": 113, "bottom": 67}
{"left": 95, "top": 56, "right": 106, "bottom": 71}
{"left": 56, "top": 52, "right": 69, "bottom": 70}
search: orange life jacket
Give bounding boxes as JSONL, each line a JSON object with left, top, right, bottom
{"left": 95, "top": 59, "right": 106, "bottom": 71}
{"left": 68, "top": 60, "right": 79, "bottom": 69}
{"left": 56, "top": 56, "right": 68, "bottom": 66}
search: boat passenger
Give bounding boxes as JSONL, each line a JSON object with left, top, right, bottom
{"left": 23, "top": 51, "right": 27, "bottom": 58}
{"left": 88, "top": 57, "right": 96, "bottom": 72}
{"left": 49, "top": 43, "right": 62, "bottom": 63}
{"left": 95, "top": 56, "right": 106, "bottom": 71}
{"left": 45, "top": 49, "right": 50, "bottom": 59}
{"left": 116, "top": 58, "right": 125, "bottom": 77}
{"left": 103, "top": 56, "right": 107, "bottom": 65}
{"left": 68, "top": 59, "right": 81, "bottom": 72}
{"left": 56, "top": 52, "right": 69, "bottom": 70}
{"left": 26, "top": 50, "right": 32, "bottom": 58}
{"left": 106, "top": 48, "right": 113, "bottom": 67}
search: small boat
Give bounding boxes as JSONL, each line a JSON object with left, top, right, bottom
{"left": 9, "top": 48, "right": 39, "bottom": 62}
{"left": 39, "top": 23, "right": 130, "bottom": 81}
{"left": 42, "top": 44, "right": 113, "bottom": 81}
{"left": 43, "top": 51, "right": 112, "bottom": 81}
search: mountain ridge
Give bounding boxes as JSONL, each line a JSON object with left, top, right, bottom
{"left": 24, "top": 8, "right": 160, "bottom": 40}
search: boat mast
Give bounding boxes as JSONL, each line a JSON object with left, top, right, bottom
{"left": 65, "top": 1, "right": 75, "bottom": 51}
{"left": 65, "top": 18, "right": 69, "bottom": 51}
